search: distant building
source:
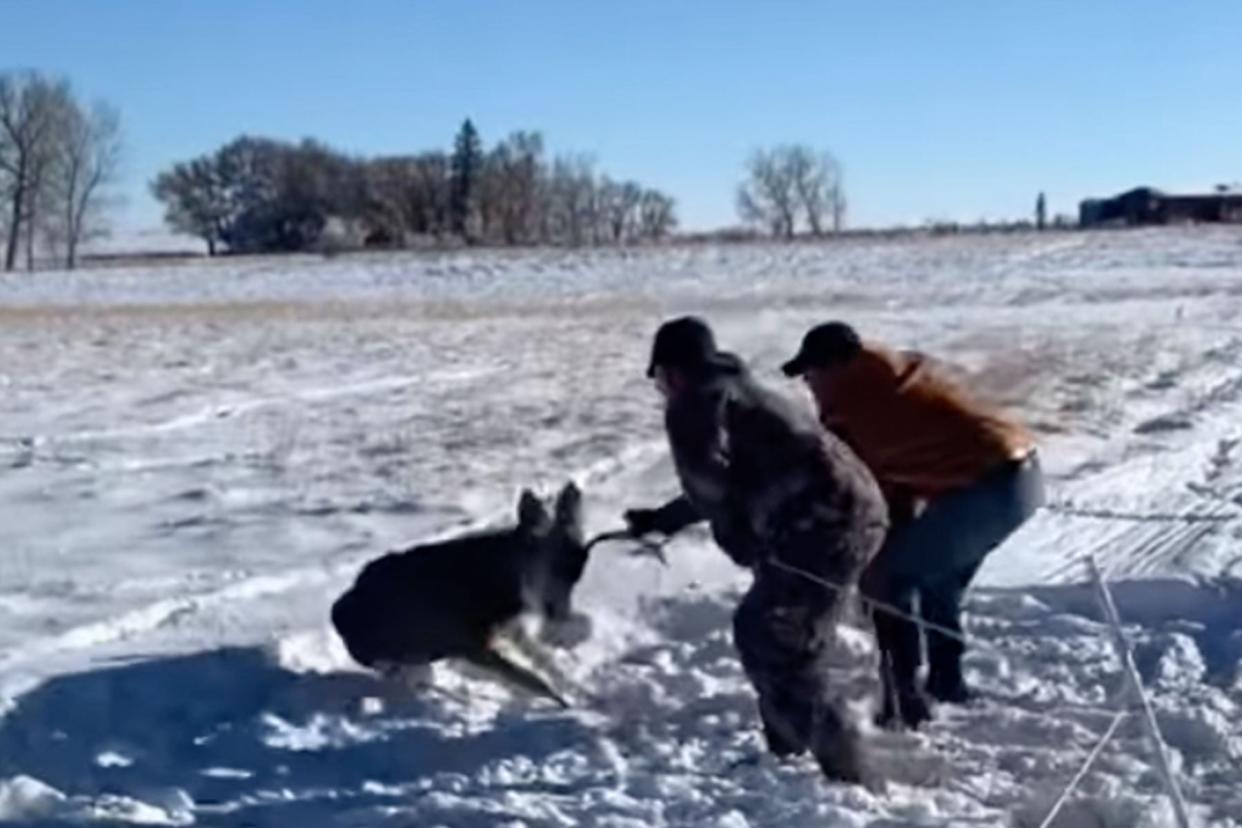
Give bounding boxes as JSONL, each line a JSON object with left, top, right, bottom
{"left": 1079, "top": 187, "right": 1242, "bottom": 227}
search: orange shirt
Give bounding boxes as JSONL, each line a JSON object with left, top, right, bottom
{"left": 809, "top": 345, "right": 1035, "bottom": 500}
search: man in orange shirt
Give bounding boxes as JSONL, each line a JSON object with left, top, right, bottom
{"left": 782, "top": 321, "right": 1044, "bottom": 729}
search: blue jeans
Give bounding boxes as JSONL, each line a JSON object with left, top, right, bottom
{"left": 861, "top": 453, "right": 1045, "bottom": 701}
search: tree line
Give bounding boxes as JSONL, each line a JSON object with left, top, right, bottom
{"left": 152, "top": 120, "right": 679, "bottom": 255}
{"left": 0, "top": 70, "right": 122, "bottom": 271}
{"left": 4, "top": 66, "right": 856, "bottom": 268}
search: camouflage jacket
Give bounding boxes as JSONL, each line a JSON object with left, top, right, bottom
{"left": 654, "top": 353, "right": 888, "bottom": 567}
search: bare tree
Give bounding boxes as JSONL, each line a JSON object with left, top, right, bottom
{"left": 477, "top": 131, "right": 543, "bottom": 245}
{"left": 637, "top": 189, "right": 676, "bottom": 240}
{"left": 586, "top": 172, "right": 607, "bottom": 246}
{"left": 737, "top": 147, "right": 799, "bottom": 239}
{"left": 475, "top": 151, "right": 502, "bottom": 242}
{"left": 598, "top": 177, "right": 623, "bottom": 242}
{"left": 791, "top": 148, "right": 843, "bottom": 236}
{"left": 360, "top": 157, "right": 413, "bottom": 245}
{"left": 620, "top": 181, "right": 644, "bottom": 241}
{"left": 0, "top": 73, "right": 124, "bottom": 269}
{"left": 23, "top": 181, "right": 40, "bottom": 270}
{"left": 0, "top": 72, "right": 72, "bottom": 271}
{"left": 816, "top": 151, "right": 846, "bottom": 234}
{"left": 360, "top": 151, "right": 452, "bottom": 244}
{"left": 785, "top": 147, "right": 821, "bottom": 235}
{"left": 476, "top": 133, "right": 541, "bottom": 244}
{"left": 54, "top": 101, "right": 121, "bottom": 269}
{"left": 492, "top": 131, "right": 545, "bottom": 245}
{"left": 737, "top": 144, "right": 846, "bottom": 239}
{"left": 24, "top": 88, "right": 72, "bottom": 271}
{"left": 830, "top": 176, "right": 847, "bottom": 233}
{"left": 405, "top": 152, "right": 452, "bottom": 238}
{"left": 598, "top": 177, "right": 644, "bottom": 243}
{"left": 545, "top": 155, "right": 597, "bottom": 247}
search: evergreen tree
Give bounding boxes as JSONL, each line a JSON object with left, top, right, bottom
{"left": 450, "top": 119, "right": 483, "bottom": 240}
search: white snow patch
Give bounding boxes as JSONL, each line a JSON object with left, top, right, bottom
{"left": 0, "top": 775, "right": 66, "bottom": 821}
{"left": 2, "top": 229, "right": 1242, "bottom": 824}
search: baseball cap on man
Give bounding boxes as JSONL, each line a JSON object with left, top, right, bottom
{"left": 646, "top": 316, "right": 739, "bottom": 378}
{"left": 781, "top": 321, "right": 863, "bottom": 377}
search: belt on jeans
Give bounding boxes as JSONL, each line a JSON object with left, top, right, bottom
{"left": 1015, "top": 447, "right": 1038, "bottom": 464}
{"left": 984, "top": 448, "right": 1037, "bottom": 481}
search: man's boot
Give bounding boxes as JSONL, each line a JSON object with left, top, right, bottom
{"left": 877, "top": 663, "right": 933, "bottom": 729}
{"left": 758, "top": 695, "right": 807, "bottom": 759}
{"left": 874, "top": 616, "right": 932, "bottom": 730}
{"left": 811, "top": 697, "right": 885, "bottom": 792}
{"left": 924, "top": 591, "right": 973, "bottom": 704}
{"left": 926, "top": 637, "right": 972, "bottom": 704}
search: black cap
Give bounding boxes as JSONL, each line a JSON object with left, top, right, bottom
{"left": 646, "top": 316, "right": 738, "bottom": 378}
{"left": 781, "top": 322, "right": 863, "bottom": 377}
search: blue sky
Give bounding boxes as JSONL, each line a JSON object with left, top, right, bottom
{"left": 3, "top": 1, "right": 1240, "bottom": 233}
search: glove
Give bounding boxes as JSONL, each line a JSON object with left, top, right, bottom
{"left": 624, "top": 508, "right": 662, "bottom": 537}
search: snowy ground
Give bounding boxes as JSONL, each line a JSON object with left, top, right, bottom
{"left": 1, "top": 228, "right": 1240, "bottom": 826}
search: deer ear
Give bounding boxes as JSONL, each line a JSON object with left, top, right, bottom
{"left": 517, "top": 489, "right": 549, "bottom": 530}
{"left": 554, "top": 482, "right": 583, "bottom": 528}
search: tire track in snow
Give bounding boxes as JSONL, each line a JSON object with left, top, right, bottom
{"left": 15, "top": 368, "right": 500, "bottom": 446}
{"left": 1028, "top": 334, "right": 1242, "bottom": 583}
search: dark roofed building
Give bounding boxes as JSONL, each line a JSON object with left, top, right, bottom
{"left": 1080, "top": 187, "right": 1242, "bottom": 227}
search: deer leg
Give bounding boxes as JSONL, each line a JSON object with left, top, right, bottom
{"left": 501, "top": 621, "right": 576, "bottom": 688}
{"left": 464, "top": 647, "right": 571, "bottom": 709}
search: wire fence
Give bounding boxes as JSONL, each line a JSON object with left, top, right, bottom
{"left": 764, "top": 550, "right": 1192, "bottom": 828}
{"left": 594, "top": 498, "right": 1210, "bottom": 823}
{"left": 1044, "top": 502, "right": 1240, "bottom": 524}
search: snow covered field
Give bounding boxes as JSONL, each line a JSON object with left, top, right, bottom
{"left": 1, "top": 227, "right": 1240, "bottom": 826}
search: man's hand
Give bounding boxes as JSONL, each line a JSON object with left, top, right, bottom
{"left": 624, "top": 496, "right": 701, "bottom": 539}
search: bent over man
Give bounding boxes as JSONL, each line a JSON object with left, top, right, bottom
{"left": 625, "top": 316, "right": 888, "bottom": 784}
{"left": 782, "top": 321, "right": 1044, "bottom": 729}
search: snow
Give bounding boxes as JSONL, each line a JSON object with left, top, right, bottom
{"left": 1, "top": 226, "right": 1241, "bottom": 825}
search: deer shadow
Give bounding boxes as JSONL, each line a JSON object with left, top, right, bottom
{"left": 0, "top": 645, "right": 594, "bottom": 826}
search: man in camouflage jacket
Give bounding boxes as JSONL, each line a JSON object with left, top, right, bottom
{"left": 625, "top": 316, "right": 888, "bottom": 785}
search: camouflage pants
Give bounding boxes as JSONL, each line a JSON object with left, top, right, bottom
{"left": 732, "top": 507, "right": 885, "bottom": 770}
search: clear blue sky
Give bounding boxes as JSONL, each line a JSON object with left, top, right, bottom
{"left": 3, "top": 1, "right": 1241, "bottom": 233}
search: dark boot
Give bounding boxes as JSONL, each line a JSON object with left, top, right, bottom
{"left": 758, "top": 695, "right": 807, "bottom": 758}
{"left": 923, "top": 582, "right": 972, "bottom": 705}
{"left": 877, "top": 676, "right": 933, "bottom": 729}
{"left": 926, "top": 669, "right": 972, "bottom": 704}
{"left": 873, "top": 610, "right": 933, "bottom": 730}
{"left": 810, "top": 696, "right": 883, "bottom": 791}
{"left": 925, "top": 647, "right": 972, "bottom": 704}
